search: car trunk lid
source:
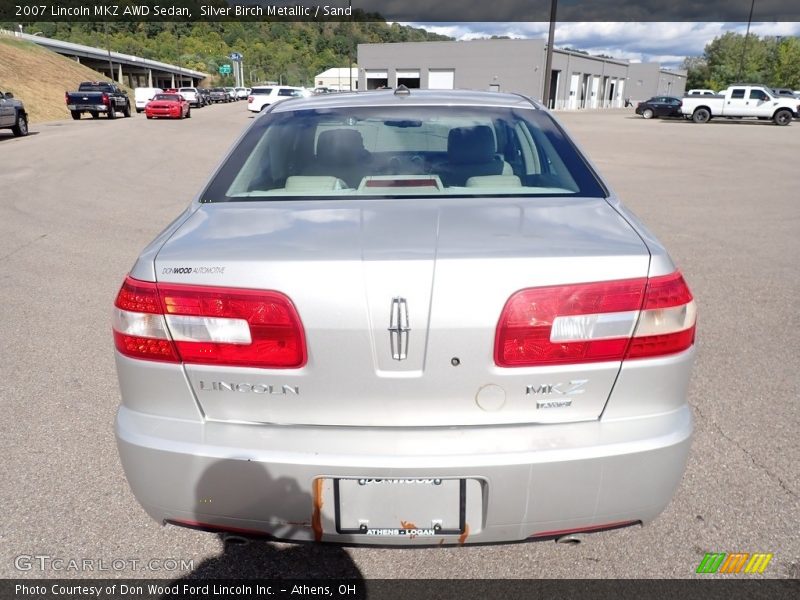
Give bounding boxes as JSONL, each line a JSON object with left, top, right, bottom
{"left": 154, "top": 197, "right": 650, "bottom": 427}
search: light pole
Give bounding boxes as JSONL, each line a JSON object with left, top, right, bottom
{"left": 737, "top": 0, "right": 756, "bottom": 81}
{"left": 542, "top": 0, "right": 558, "bottom": 108}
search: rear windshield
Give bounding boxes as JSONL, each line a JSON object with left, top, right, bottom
{"left": 251, "top": 88, "right": 273, "bottom": 95}
{"left": 202, "top": 105, "right": 607, "bottom": 201}
{"left": 78, "top": 83, "right": 113, "bottom": 92}
{"left": 153, "top": 94, "right": 180, "bottom": 101}
{"left": 179, "top": 88, "right": 195, "bottom": 93}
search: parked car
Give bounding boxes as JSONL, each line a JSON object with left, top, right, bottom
{"left": 234, "top": 87, "right": 249, "bottom": 100}
{"left": 179, "top": 87, "right": 203, "bottom": 108}
{"left": 686, "top": 89, "right": 717, "bottom": 96}
{"left": 209, "top": 87, "right": 229, "bottom": 103}
{"left": 247, "top": 85, "right": 309, "bottom": 112}
{"left": 66, "top": 81, "right": 131, "bottom": 120}
{"left": 682, "top": 84, "right": 799, "bottom": 125}
{"left": 635, "top": 96, "right": 683, "bottom": 119}
{"left": 113, "top": 89, "right": 697, "bottom": 546}
{"left": 0, "top": 88, "right": 28, "bottom": 137}
{"left": 224, "top": 87, "right": 237, "bottom": 101}
{"left": 134, "top": 87, "right": 163, "bottom": 113}
{"left": 144, "top": 93, "right": 190, "bottom": 119}
{"left": 198, "top": 88, "right": 212, "bottom": 106}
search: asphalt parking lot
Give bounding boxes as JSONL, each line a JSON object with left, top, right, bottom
{"left": 0, "top": 102, "right": 797, "bottom": 580}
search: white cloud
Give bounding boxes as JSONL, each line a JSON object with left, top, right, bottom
{"left": 400, "top": 22, "right": 800, "bottom": 68}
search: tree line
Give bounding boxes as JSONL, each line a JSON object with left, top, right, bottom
{"left": 13, "top": 20, "right": 450, "bottom": 86}
{"left": 683, "top": 32, "right": 800, "bottom": 91}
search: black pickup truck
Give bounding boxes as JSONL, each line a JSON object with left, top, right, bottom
{"left": 65, "top": 81, "right": 131, "bottom": 120}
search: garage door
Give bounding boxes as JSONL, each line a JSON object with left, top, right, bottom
{"left": 428, "top": 69, "right": 455, "bottom": 90}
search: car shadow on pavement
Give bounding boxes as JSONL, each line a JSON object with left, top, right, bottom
{"left": 159, "top": 460, "right": 365, "bottom": 582}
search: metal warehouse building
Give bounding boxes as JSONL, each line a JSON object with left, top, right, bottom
{"left": 357, "top": 39, "right": 686, "bottom": 108}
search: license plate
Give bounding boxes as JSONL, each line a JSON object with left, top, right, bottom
{"left": 334, "top": 478, "right": 465, "bottom": 536}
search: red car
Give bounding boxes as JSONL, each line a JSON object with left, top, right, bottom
{"left": 145, "top": 93, "right": 191, "bottom": 119}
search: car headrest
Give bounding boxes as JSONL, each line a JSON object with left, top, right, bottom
{"left": 447, "top": 126, "right": 497, "bottom": 164}
{"left": 316, "top": 129, "right": 367, "bottom": 165}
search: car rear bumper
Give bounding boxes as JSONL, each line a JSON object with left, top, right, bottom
{"left": 67, "top": 104, "right": 108, "bottom": 112}
{"left": 116, "top": 403, "right": 692, "bottom": 545}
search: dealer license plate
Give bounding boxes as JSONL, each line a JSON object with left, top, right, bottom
{"left": 334, "top": 478, "right": 465, "bottom": 536}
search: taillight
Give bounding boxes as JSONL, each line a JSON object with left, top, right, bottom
{"left": 247, "top": 95, "right": 253, "bottom": 103}
{"left": 64, "top": 92, "right": 69, "bottom": 104}
{"left": 113, "top": 276, "right": 307, "bottom": 368}
{"left": 102, "top": 93, "right": 109, "bottom": 105}
{"left": 495, "top": 271, "right": 695, "bottom": 367}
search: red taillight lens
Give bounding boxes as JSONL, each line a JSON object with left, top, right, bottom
{"left": 64, "top": 92, "right": 69, "bottom": 104}
{"left": 113, "top": 278, "right": 179, "bottom": 363}
{"left": 495, "top": 272, "right": 695, "bottom": 367}
{"left": 247, "top": 95, "right": 253, "bottom": 102}
{"left": 102, "top": 93, "right": 109, "bottom": 105}
{"left": 113, "top": 276, "right": 306, "bottom": 368}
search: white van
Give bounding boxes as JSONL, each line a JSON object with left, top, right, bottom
{"left": 134, "top": 87, "right": 162, "bottom": 113}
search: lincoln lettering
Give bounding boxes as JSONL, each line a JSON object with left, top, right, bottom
{"left": 199, "top": 381, "right": 299, "bottom": 395}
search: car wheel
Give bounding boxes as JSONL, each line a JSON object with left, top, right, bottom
{"left": 123, "top": 102, "right": 131, "bottom": 118}
{"left": 642, "top": 108, "right": 654, "bottom": 119}
{"left": 107, "top": 107, "right": 116, "bottom": 120}
{"left": 186, "top": 108, "right": 191, "bottom": 118}
{"left": 136, "top": 108, "right": 143, "bottom": 114}
{"left": 71, "top": 111, "right": 81, "bottom": 120}
{"left": 12, "top": 113, "right": 29, "bottom": 137}
{"left": 773, "top": 109, "right": 792, "bottom": 126}
{"left": 91, "top": 112, "right": 99, "bottom": 119}
{"left": 692, "top": 108, "right": 711, "bottom": 123}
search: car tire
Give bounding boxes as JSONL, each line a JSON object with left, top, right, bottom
{"left": 123, "top": 102, "right": 131, "bottom": 118}
{"left": 71, "top": 111, "right": 81, "bottom": 120}
{"left": 136, "top": 108, "right": 143, "bottom": 114}
{"left": 773, "top": 109, "right": 792, "bottom": 126}
{"left": 12, "top": 113, "right": 29, "bottom": 137}
{"left": 186, "top": 108, "right": 191, "bottom": 119}
{"left": 107, "top": 108, "right": 116, "bottom": 120}
{"left": 91, "top": 111, "right": 99, "bottom": 119}
{"left": 692, "top": 108, "right": 711, "bottom": 123}
{"left": 642, "top": 108, "right": 654, "bottom": 119}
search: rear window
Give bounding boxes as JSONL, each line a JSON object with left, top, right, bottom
{"left": 278, "top": 88, "right": 302, "bottom": 97}
{"left": 730, "top": 88, "right": 746, "bottom": 99}
{"left": 202, "top": 105, "right": 607, "bottom": 201}
{"left": 179, "top": 88, "right": 195, "bottom": 93}
{"left": 252, "top": 88, "right": 273, "bottom": 95}
{"left": 153, "top": 94, "right": 180, "bottom": 101}
{"left": 78, "top": 83, "right": 113, "bottom": 92}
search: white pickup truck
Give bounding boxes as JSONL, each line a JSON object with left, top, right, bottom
{"left": 682, "top": 84, "right": 799, "bottom": 126}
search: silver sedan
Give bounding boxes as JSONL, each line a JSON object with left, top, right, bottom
{"left": 113, "top": 89, "right": 696, "bottom": 545}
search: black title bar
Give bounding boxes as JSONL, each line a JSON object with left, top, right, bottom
{"left": 2, "top": 0, "right": 800, "bottom": 23}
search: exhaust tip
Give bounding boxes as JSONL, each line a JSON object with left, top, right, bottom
{"left": 555, "top": 534, "right": 582, "bottom": 545}
{"left": 222, "top": 533, "right": 250, "bottom": 546}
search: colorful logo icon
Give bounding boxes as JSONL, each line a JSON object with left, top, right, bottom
{"left": 696, "top": 552, "right": 773, "bottom": 574}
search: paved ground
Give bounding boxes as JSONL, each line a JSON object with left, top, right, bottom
{"left": 0, "top": 104, "right": 797, "bottom": 580}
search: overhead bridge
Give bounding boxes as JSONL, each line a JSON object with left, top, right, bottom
{"left": 9, "top": 30, "right": 208, "bottom": 88}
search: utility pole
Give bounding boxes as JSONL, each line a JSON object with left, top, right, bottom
{"left": 737, "top": 0, "right": 756, "bottom": 81}
{"left": 542, "top": 0, "right": 558, "bottom": 108}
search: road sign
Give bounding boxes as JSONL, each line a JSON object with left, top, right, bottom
{"left": 219, "top": 64, "right": 232, "bottom": 74}
{"left": 229, "top": 53, "right": 242, "bottom": 61}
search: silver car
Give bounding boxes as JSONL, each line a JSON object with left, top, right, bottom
{"left": 113, "top": 89, "right": 696, "bottom": 545}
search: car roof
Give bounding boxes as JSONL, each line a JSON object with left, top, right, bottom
{"left": 269, "top": 89, "right": 540, "bottom": 113}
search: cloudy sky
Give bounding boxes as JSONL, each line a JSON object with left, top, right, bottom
{"left": 402, "top": 22, "right": 800, "bottom": 67}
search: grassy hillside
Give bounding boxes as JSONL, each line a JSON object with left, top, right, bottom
{"left": 0, "top": 36, "right": 132, "bottom": 123}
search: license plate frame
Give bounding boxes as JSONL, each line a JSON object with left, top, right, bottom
{"left": 333, "top": 478, "right": 466, "bottom": 536}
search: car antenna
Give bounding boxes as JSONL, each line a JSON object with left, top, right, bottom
{"left": 394, "top": 85, "right": 411, "bottom": 96}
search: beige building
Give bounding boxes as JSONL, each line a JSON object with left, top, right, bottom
{"left": 314, "top": 68, "right": 359, "bottom": 91}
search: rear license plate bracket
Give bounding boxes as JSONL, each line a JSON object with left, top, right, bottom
{"left": 333, "top": 478, "right": 466, "bottom": 536}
